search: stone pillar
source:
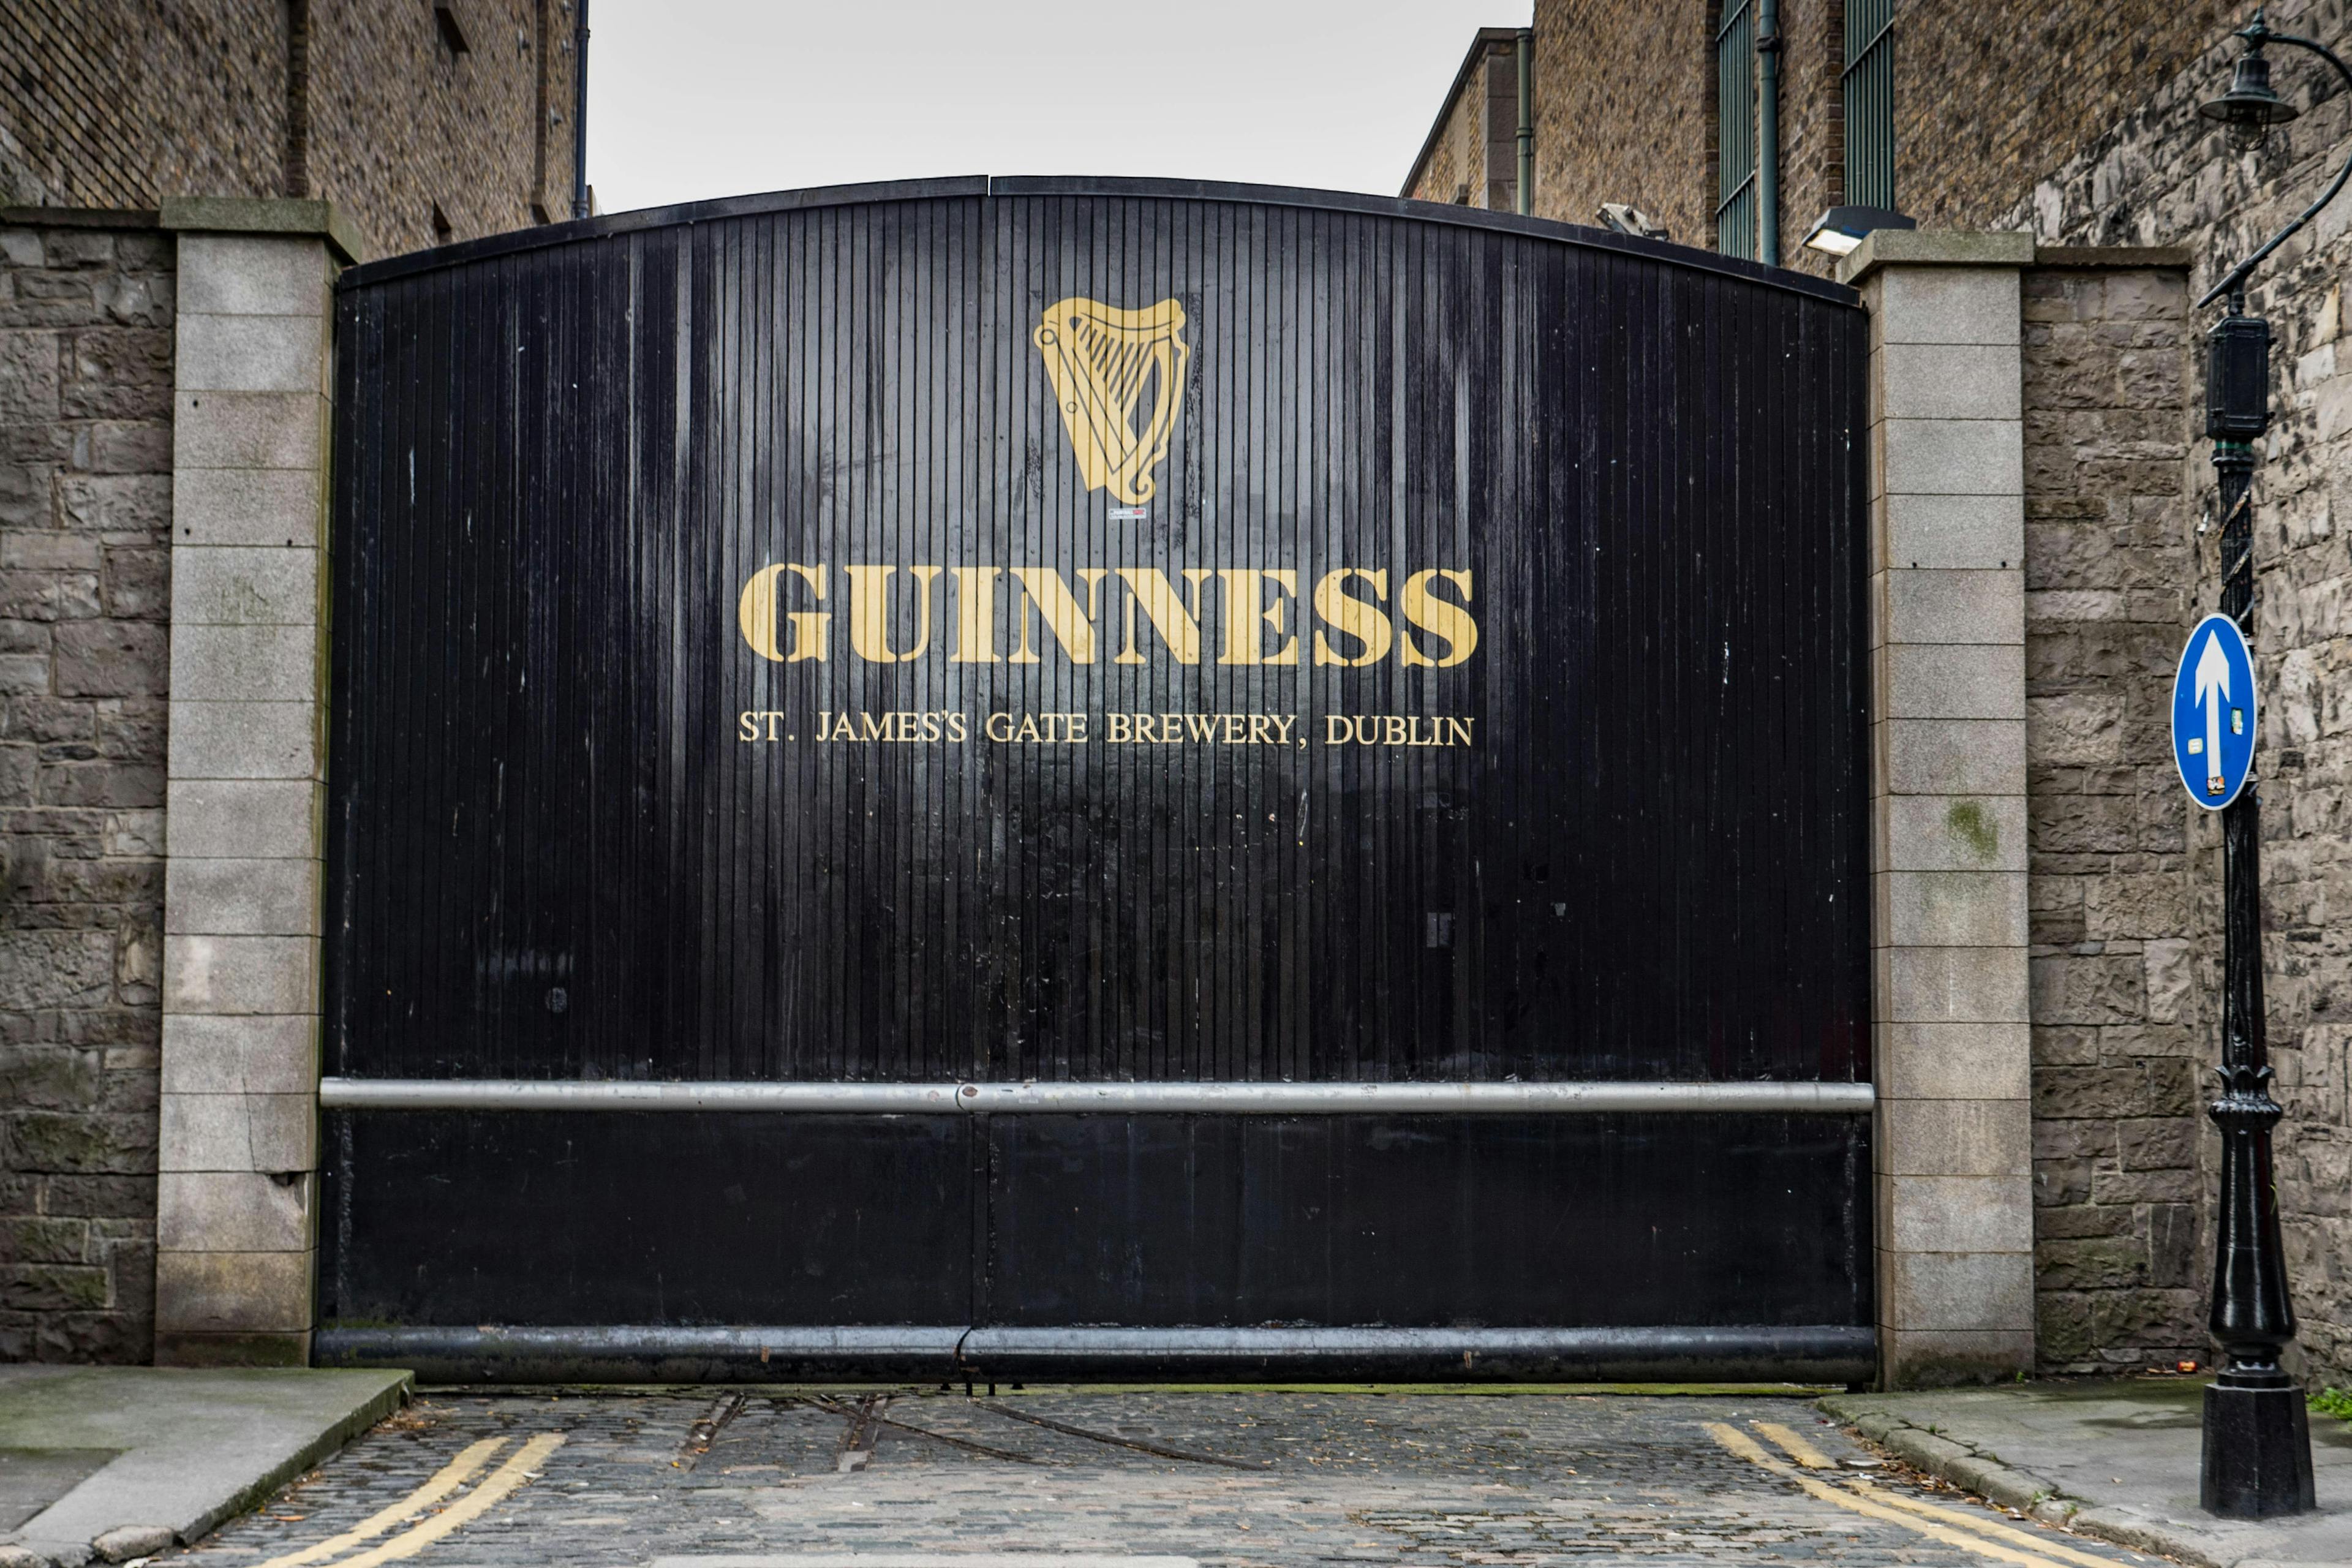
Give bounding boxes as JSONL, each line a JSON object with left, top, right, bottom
{"left": 153, "top": 198, "right": 363, "bottom": 1366}
{"left": 1844, "top": 230, "right": 2037, "bottom": 1387}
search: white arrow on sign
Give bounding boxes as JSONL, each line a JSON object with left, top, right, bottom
{"left": 2195, "top": 627, "right": 2231, "bottom": 796}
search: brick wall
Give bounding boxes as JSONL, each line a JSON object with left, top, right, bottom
{"left": 309, "top": 0, "right": 580, "bottom": 249}
{"left": 0, "top": 215, "right": 174, "bottom": 1362}
{"left": 0, "top": 0, "right": 287, "bottom": 214}
{"left": 1404, "top": 56, "right": 1483, "bottom": 206}
{"left": 1775, "top": 0, "right": 1845, "bottom": 260}
{"left": 0, "top": 0, "right": 576, "bottom": 256}
{"left": 2016, "top": 0, "right": 2352, "bottom": 1382}
{"left": 1403, "top": 33, "right": 1517, "bottom": 209}
{"left": 1527, "top": 0, "right": 1714, "bottom": 243}
{"left": 1897, "top": 4, "right": 2222, "bottom": 236}
{"left": 1490, "top": 0, "right": 2222, "bottom": 268}
{"left": 2019, "top": 257, "right": 2206, "bottom": 1373}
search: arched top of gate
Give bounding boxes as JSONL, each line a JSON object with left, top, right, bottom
{"left": 336, "top": 174, "right": 1860, "bottom": 307}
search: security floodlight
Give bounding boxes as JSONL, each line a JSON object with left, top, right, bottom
{"left": 1801, "top": 205, "right": 1916, "bottom": 258}
{"left": 1596, "top": 203, "right": 1668, "bottom": 241}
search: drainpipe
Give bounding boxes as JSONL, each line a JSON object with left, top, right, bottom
{"left": 1756, "top": 0, "right": 1781, "bottom": 263}
{"left": 1515, "top": 28, "right": 1535, "bottom": 216}
{"left": 571, "top": 0, "right": 591, "bottom": 220}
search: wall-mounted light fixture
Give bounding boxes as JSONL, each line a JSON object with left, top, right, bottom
{"left": 1596, "top": 203, "right": 1670, "bottom": 241}
{"left": 1800, "top": 204, "right": 1915, "bottom": 257}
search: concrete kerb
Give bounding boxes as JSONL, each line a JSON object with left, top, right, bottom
{"left": 1819, "top": 1390, "right": 2266, "bottom": 1568}
{"left": 0, "top": 1367, "right": 410, "bottom": 1565}
{"left": 1821, "top": 1392, "right": 2094, "bottom": 1522}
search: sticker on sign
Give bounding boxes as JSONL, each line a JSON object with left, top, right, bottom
{"left": 2171, "top": 611, "right": 2258, "bottom": 810}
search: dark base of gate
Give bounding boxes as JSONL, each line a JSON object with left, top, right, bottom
{"left": 321, "top": 1110, "right": 1872, "bottom": 1325}
{"left": 312, "top": 1323, "right": 1875, "bottom": 1385}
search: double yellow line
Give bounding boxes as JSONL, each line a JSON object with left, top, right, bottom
{"left": 1703, "top": 1420, "right": 2121, "bottom": 1568}
{"left": 253, "top": 1431, "right": 565, "bottom": 1568}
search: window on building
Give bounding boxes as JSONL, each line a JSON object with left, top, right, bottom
{"left": 1843, "top": 0, "right": 1894, "bottom": 209}
{"left": 1715, "top": 0, "right": 1758, "bottom": 258}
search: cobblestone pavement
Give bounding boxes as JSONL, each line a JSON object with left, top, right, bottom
{"left": 164, "top": 1389, "right": 2174, "bottom": 1567}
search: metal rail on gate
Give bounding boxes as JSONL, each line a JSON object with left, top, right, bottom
{"left": 317, "top": 1078, "right": 1875, "bottom": 1114}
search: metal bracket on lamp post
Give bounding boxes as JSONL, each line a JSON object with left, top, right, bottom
{"left": 2190, "top": 6, "right": 2328, "bottom": 1521}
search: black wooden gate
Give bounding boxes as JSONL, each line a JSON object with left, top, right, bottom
{"left": 316, "top": 178, "right": 1873, "bottom": 1382}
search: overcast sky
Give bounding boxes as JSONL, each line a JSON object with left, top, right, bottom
{"left": 582, "top": 1, "right": 1531, "bottom": 216}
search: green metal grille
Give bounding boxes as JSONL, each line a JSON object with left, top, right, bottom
{"left": 1716, "top": 0, "right": 1758, "bottom": 257}
{"left": 1842, "top": 0, "right": 1894, "bottom": 209}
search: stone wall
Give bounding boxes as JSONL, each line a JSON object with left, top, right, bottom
{"left": 2019, "top": 255, "right": 2206, "bottom": 1373}
{"left": 0, "top": 0, "right": 576, "bottom": 256}
{"left": 2018, "top": 0, "right": 2352, "bottom": 1381}
{"left": 0, "top": 214, "right": 175, "bottom": 1362}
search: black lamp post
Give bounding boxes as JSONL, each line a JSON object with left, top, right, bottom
{"left": 2188, "top": 7, "right": 2339, "bottom": 1520}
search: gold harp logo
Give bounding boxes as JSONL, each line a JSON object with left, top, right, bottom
{"left": 1033, "top": 296, "right": 1189, "bottom": 505}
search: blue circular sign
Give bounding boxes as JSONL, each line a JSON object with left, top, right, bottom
{"left": 2171, "top": 612, "right": 2258, "bottom": 810}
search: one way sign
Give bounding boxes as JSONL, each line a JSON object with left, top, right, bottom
{"left": 2171, "top": 612, "right": 2258, "bottom": 810}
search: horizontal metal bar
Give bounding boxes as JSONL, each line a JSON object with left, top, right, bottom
{"left": 317, "top": 1077, "right": 1875, "bottom": 1115}
{"left": 314, "top": 1323, "right": 1875, "bottom": 1385}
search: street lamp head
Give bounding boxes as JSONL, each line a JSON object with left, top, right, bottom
{"left": 2201, "top": 16, "right": 2301, "bottom": 150}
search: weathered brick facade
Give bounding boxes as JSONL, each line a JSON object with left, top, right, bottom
{"left": 1415, "top": 1, "right": 2224, "bottom": 271}
{"left": 1525, "top": 0, "right": 1714, "bottom": 241}
{"left": 0, "top": 214, "right": 174, "bottom": 1362}
{"left": 1403, "top": 30, "right": 1524, "bottom": 210}
{"left": 1899, "top": 6, "right": 2223, "bottom": 237}
{"left": 0, "top": 0, "right": 579, "bottom": 256}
